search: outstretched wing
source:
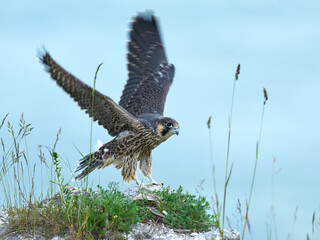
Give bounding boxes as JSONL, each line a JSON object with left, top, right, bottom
{"left": 39, "top": 51, "right": 143, "bottom": 136}
{"left": 119, "top": 13, "right": 175, "bottom": 117}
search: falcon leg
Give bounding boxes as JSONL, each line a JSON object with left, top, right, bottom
{"left": 146, "top": 174, "right": 157, "bottom": 184}
{"left": 139, "top": 153, "right": 163, "bottom": 186}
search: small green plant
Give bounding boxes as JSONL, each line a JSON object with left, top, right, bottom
{"left": 154, "top": 186, "right": 217, "bottom": 231}
{"left": 63, "top": 182, "right": 143, "bottom": 239}
{"left": 50, "top": 128, "right": 68, "bottom": 205}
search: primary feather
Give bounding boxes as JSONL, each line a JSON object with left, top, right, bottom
{"left": 120, "top": 13, "right": 175, "bottom": 117}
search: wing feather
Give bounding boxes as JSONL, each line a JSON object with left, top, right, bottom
{"left": 119, "top": 13, "right": 175, "bottom": 117}
{"left": 39, "top": 51, "right": 142, "bottom": 136}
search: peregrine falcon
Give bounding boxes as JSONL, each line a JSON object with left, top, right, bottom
{"left": 39, "top": 12, "right": 179, "bottom": 189}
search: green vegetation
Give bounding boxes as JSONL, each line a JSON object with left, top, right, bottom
{"left": 59, "top": 183, "right": 216, "bottom": 238}
{"left": 56, "top": 183, "right": 144, "bottom": 239}
{"left": 154, "top": 186, "right": 216, "bottom": 231}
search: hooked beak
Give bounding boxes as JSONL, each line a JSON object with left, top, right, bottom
{"left": 170, "top": 126, "right": 179, "bottom": 135}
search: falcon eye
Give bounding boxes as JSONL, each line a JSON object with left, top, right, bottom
{"left": 165, "top": 122, "right": 173, "bottom": 128}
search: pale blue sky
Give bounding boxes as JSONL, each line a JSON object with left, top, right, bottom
{"left": 1, "top": 0, "right": 320, "bottom": 239}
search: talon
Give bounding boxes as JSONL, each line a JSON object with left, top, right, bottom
{"left": 152, "top": 182, "right": 163, "bottom": 186}
{"left": 145, "top": 182, "right": 163, "bottom": 187}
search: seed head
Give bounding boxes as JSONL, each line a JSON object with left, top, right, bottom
{"left": 263, "top": 88, "right": 268, "bottom": 105}
{"left": 235, "top": 64, "right": 240, "bottom": 80}
{"left": 207, "top": 116, "right": 212, "bottom": 129}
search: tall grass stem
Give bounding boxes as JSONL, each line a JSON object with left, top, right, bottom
{"left": 86, "top": 63, "right": 103, "bottom": 190}
{"left": 241, "top": 88, "right": 268, "bottom": 240}
{"left": 222, "top": 64, "right": 240, "bottom": 232}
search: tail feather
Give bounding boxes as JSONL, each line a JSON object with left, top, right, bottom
{"left": 74, "top": 152, "right": 103, "bottom": 180}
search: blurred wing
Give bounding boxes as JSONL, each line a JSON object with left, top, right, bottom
{"left": 119, "top": 13, "right": 175, "bottom": 117}
{"left": 40, "top": 51, "right": 142, "bottom": 136}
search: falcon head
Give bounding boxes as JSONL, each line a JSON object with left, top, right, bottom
{"left": 154, "top": 117, "right": 179, "bottom": 140}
